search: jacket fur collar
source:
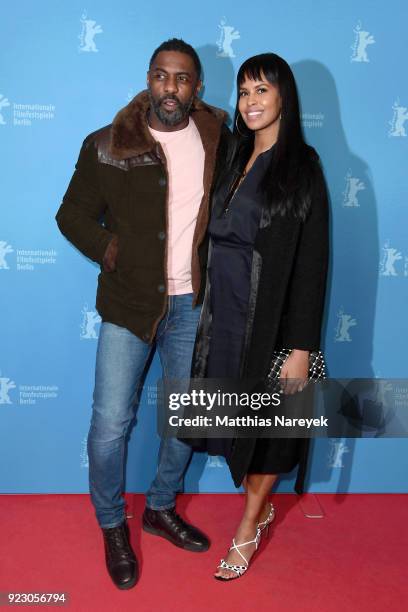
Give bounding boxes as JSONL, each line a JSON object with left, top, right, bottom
{"left": 110, "top": 89, "right": 227, "bottom": 160}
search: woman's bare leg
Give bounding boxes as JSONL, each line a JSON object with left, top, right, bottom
{"left": 242, "top": 475, "right": 274, "bottom": 525}
{"left": 215, "top": 473, "right": 278, "bottom": 579}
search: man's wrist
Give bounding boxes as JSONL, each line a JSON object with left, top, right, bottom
{"left": 102, "top": 235, "right": 118, "bottom": 271}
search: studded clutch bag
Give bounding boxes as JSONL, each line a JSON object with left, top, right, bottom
{"left": 266, "top": 349, "right": 327, "bottom": 383}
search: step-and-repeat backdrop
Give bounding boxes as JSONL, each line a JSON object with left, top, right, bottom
{"left": 1, "top": 1, "right": 407, "bottom": 493}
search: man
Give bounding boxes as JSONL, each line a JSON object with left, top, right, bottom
{"left": 56, "top": 38, "right": 230, "bottom": 589}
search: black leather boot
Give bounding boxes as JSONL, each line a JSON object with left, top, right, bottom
{"left": 102, "top": 521, "right": 139, "bottom": 589}
{"left": 142, "top": 507, "right": 210, "bottom": 552}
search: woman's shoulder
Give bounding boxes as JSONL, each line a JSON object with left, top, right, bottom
{"left": 302, "top": 145, "right": 326, "bottom": 185}
{"left": 303, "top": 144, "right": 321, "bottom": 165}
{"left": 302, "top": 146, "right": 329, "bottom": 216}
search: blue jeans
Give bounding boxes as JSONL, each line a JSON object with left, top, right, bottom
{"left": 87, "top": 293, "right": 201, "bottom": 528}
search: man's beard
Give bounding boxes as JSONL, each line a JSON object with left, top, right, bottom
{"left": 148, "top": 89, "right": 194, "bottom": 127}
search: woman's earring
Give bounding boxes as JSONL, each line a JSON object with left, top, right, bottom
{"left": 235, "top": 113, "right": 248, "bottom": 137}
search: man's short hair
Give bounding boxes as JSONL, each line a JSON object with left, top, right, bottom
{"left": 149, "top": 38, "right": 202, "bottom": 80}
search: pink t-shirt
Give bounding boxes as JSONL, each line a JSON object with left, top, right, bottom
{"left": 149, "top": 119, "right": 205, "bottom": 295}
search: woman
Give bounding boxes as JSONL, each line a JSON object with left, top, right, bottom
{"left": 188, "top": 53, "right": 329, "bottom": 580}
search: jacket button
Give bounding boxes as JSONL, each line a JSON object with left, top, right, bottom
{"left": 157, "top": 284, "right": 165, "bottom": 293}
{"left": 158, "top": 231, "right": 165, "bottom": 240}
{"left": 158, "top": 177, "right": 166, "bottom": 187}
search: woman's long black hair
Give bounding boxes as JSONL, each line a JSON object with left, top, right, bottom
{"left": 234, "top": 53, "right": 317, "bottom": 221}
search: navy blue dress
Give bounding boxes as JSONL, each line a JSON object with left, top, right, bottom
{"left": 206, "top": 148, "right": 272, "bottom": 379}
{"left": 205, "top": 147, "right": 304, "bottom": 474}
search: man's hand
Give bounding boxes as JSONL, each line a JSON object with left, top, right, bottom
{"left": 102, "top": 235, "right": 118, "bottom": 272}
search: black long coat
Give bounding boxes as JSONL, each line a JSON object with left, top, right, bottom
{"left": 190, "top": 143, "right": 329, "bottom": 494}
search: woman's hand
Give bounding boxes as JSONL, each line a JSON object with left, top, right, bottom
{"left": 280, "top": 349, "right": 309, "bottom": 394}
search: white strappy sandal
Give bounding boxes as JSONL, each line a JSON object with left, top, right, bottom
{"left": 257, "top": 502, "right": 276, "bottom": 536}
{"left": 214, "top": 527, "right": 261, "bottom": 581}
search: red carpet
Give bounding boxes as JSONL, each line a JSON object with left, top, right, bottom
{"left": 1, "top": 493, "right": 406, "bottom": 611}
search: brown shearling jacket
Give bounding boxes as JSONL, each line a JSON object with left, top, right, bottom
{"left": 56, "top": 90, "right": 230, "bottom": 342}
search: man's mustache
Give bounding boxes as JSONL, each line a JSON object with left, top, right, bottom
{"left": 158, "top": 94, "right": 182, "bottom": 106}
